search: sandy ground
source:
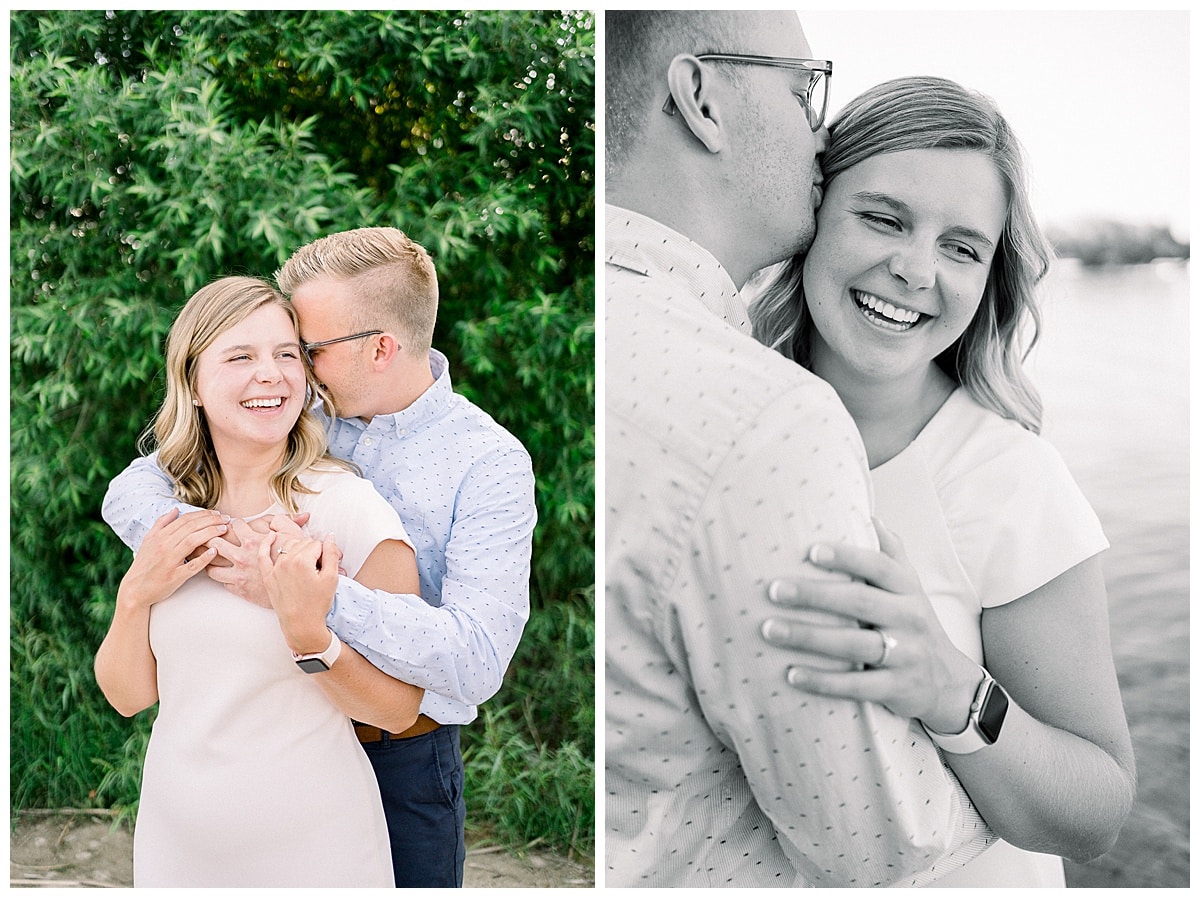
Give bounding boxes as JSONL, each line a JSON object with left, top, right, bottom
{"left": 9, "top": 811, "right": 594, "bottom": 889}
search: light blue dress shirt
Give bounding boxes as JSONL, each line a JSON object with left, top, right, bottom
{"left": 102, "top": 349, "right": 536, "bottom": 725}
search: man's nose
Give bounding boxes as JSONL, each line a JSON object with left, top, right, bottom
{"left": 813, "top": 125, "right": 831, "bottom": 156}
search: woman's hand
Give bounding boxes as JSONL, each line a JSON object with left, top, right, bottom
{"left": 257, "top": 530, "right": 340, "bottom": 655}
{"left": 761, "top": 518, "right": 981, "bottom": 734}
{"left": 204, "top": 513, "right": 313, "bottom": 608}
{"left": 117, "top": 508, "right": 226, "bottom": 610}
{"left": 97, "top": 508, "right": 226, "bottom": 716}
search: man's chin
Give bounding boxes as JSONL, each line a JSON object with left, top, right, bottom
{"left": 319, "top": 389, "right": 349, "bottom": 418}
{"left": 786, "top": 220, "right": 818, "bottom": 261}
{"left": 745, "top": 217, "right": 816, "bottom": 283}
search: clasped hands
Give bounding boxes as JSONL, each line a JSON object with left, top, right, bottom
{"left": 145, "top": 508, "right": 342, "bottom": 655}
{"left": 760, "top": 518, "right": 980, "bottom": 735}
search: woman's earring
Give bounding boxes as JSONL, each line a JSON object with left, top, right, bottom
{"left": 193, "top": 399, "right": 201, "bottom": 407}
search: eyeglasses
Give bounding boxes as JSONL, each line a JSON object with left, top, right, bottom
{"left": 301, "top": 330, "right": 383, "bottom": 363}
{"left": 662, "top": 54, "right": 832, "bottom": 132}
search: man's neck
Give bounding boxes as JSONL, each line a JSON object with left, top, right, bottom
{"left": 354, "top": 356, "right": 437, "bottom": 424}
{"left": 608, "top": 187, "right": 757, "bottom": 290}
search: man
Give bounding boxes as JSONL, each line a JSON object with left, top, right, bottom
{"left": 605, "top": 11, "right": 990, "bottom": 887}
{"left": 103, "top": 227, "right": 537, "bottom": 887}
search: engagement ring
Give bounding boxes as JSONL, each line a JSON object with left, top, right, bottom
{"left": 874, "top": 629, "right": 898, "bottom": 667}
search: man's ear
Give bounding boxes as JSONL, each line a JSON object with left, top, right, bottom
{"left": 665, "top": 54, "right": 725, "bottom": 154}
{"left": 369, "top": 333, "right": 402, "bottom": 370}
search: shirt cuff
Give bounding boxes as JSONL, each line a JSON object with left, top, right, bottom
{"left": 326, "top": 575, "right": 373, "bottom": 642}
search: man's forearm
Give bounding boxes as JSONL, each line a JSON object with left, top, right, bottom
{"left": 328, "top": 453, "right": 535, "bottom": 707}
{"left": 102, "top": 453, "right": 197, "bottom": 550}
{"left": 328, "top": 575, "right": 526, "bottom": 706}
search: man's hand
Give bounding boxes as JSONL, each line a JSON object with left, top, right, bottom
{"left": 257, "top": 530, "right": 341, "bottom": 654}
{"left": 204, "top": 514, "right": 311, "bottom": 607}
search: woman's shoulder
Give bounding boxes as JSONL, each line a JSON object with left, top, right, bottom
{"left": 918, "top": 387, "right": 1097, "bottom": 534}
{"left": 922, "top": 388, "right": 1059, "bottom": 483}
{"left": 296, "top": 463, "right": 363, "bottom": 494}
{"left": 295, "top": 463, "right": 406, "bottom": 538}
{"left": 292, "top": 464, "right": 388, "bottom": 516}
{"left": 921, "top": 391, "right": 1107, "bottom": 607}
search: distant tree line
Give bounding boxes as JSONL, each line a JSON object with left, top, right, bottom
{"left": 1046, "top": 219, "right": 1190, "bottom": 266}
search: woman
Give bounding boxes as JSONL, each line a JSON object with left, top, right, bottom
{"left": 94, "top": 276, "right": 421, "bottom": 886}
{"left": 749, "top": 77, "right": 1136, "bottom": 887}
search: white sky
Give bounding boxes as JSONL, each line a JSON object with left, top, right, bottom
{"left": 800, "top": 9, "right": 1192, "bottom": 240}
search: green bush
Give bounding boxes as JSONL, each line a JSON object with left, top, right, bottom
{"left": 10, "top": 9, "right": 594, "bottom": 855}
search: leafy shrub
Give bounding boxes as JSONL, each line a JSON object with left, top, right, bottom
{"left": 10, "top": 9, "right": 594, "bottom": 854}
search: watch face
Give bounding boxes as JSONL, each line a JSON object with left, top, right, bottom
{"left": 296, "top": 657, "right": 331, "bottom": 674}
{"left": 977, "top": 681, "right": 1009, "bottom": 743}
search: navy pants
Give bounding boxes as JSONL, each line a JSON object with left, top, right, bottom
{"left": 361, "top": 724, "right": 466, "bottom": 888}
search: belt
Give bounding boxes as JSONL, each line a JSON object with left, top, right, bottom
{"left": 354, "top": 714, "right": 441, "bottom": 744}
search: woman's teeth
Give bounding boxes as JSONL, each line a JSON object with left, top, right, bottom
{"left": 852, "top": 290, "right": 921, "bottom": 331}
{"left": 241, "top": 398, "right": 283, "bottom": 409}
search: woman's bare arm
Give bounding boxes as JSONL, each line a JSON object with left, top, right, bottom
{"left": 262, "top": 535, "right": 425, "bottom": 733}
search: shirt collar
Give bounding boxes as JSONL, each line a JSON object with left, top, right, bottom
{"left": 605, "top": 203, "right": 751, "bottom": 335}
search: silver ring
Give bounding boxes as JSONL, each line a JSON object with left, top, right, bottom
{"left": 875, "top": 628, "right": 898, "bottom": 667}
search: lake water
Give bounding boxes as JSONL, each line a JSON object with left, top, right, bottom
{"left": 1026, "top": 259, "right": 1189, "bottom": 887}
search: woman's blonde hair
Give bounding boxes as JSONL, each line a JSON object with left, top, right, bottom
{"left": 139, "top": 275, "right": 353, "bottom": 512}
{"left": 750, "top": 76, "right": 1051, "bottom": 433}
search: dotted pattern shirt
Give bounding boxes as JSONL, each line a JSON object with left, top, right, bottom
{"left": 101, "top": 350, "right": 536, "bottom": 725}
{"left": 604, "top": 205, "right": 993, "bottom": 887}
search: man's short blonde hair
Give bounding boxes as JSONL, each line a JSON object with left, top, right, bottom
{"left": 276, "top": 227, "right": 439, "bottom": 356}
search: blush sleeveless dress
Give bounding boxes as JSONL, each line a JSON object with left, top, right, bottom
{"left": 132, "top": 469, "right": 410, "bottom": 887}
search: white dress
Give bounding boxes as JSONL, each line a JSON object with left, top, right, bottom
{"left": 872, "top": 389, "right": 1108, "bottom": 888}
{"left": 133, "top": 468, "right": 411, "bottom": 887}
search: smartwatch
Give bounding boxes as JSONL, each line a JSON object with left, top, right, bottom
{"left": 924, "top": 666, "right": 1009, "bottom": 754}
{"left": 292, "top": 629, "right": 342, "bottom": 674}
